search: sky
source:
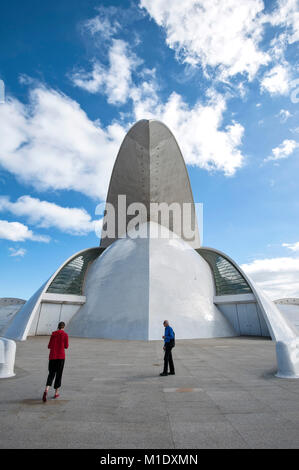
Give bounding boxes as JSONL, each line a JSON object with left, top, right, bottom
{"left": 0, "top": 0, "right": 298, "bottom": 301}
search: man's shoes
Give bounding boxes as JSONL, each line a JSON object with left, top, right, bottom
{"left": 169, "top": 372, "right": 175, "bottom": 375}
{"left": 42, "top": 391, "right": 47, "bottom": 403}
{"left": 160, "top": 372, "right": 168, "bottom": 376}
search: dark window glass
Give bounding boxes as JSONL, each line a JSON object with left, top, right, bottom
{"left": 197, "top": 248, "right": 252, "bottom": 296}
{"left": 47, "top": 248, "right": 104, "bottom": 295}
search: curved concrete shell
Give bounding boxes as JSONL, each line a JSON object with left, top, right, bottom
{"left": 197, "top": 247, "right": 296, "bottom": 341}
{"left": 68, "top": 222, "right": 236, "bottom": 340}
{"left": 101, "top": 119, "right": 200, "bottom": 248}
{"left": 3, "top": 119, "right": 299, "bottom": 378}
{"left": 198, "top": 247, "right": 299, "bottom": 378}
{"left": 3, "top": 247, "right": 103, "bottom": 341}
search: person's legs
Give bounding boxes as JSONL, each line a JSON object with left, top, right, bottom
{"left": 46, "top": 360, "right": 56, "bottom": 387}
{"left": 43, "top": 360, "right": 57, "bottom": 402}
{"left": 53, "top": 359, "right": 65, "bottom": 394}
{"left": 168, "top": 348, "right": 175, "bottom": 374}
{"left": 163, "top": 344, "right": 171, "bottom": 374}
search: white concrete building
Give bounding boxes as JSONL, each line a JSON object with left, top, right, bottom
{"left": 3, "top": 120, "right": 299, "bottom": 378}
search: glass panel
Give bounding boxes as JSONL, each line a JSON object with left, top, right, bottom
{"left": 197, "top": 248, "right": 252, "bottom": 296}
{"left": 47, "top": 248, "right": 104, "bottom": 295}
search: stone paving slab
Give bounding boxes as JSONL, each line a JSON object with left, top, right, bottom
{"left": 0, "top": 336, "right": 299, "bottom": 449}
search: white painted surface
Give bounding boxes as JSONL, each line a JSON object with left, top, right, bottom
{"left": 276, "top": 339, "right": 299, "bottom": 379}
{"left": 36, "top": 303, "right": 62, "bottom": 335}
{"left": 217, "top": 304, "right": 240, "bottom": 334}
{"left": 28, "top": 304, "right": 41, "bottom": 336}
{"left": 252, "top": 284, "right": 297, "bottom": 341}
{"left": 236, "top": 303, "right": 262, "bottom": 336}
{"left": 68, "top": 223, "right": 236, "bottom": 340}
{"left": 0, "top": 337, "right": 16, "bottom": 378}
{"left": 202, "top": 247, "right": 299, "bottom": 378}
{"left": 214, "top": 294, "right": 256, "bottom": 304}
{"left": 60, "top": 304, "right": 82, "bottom": 325}
{"left": 3, "top": 281, "right": 47, "bottom": 341}
{"left": 26, "top": 296, "right": 85, "bottom": 336}
{"left": 42, "top": 293, "right": 86, "bottom": 304}
{"left": 216, "top": 302, "right": 270, "bottom": 337}
{"left": 275, "top": 304, "right": 299, "bottom": 333}
{"left": 34, "top": 302, "right": 82, "bottom": 336}
{"left": 247, "top": 283, "right": 299, "bottom": 378}
{"left": 256, "top": 303, "right": 271, "bottom": 337}
{"left": 68, "top": 236, "right": 150, "bottom": 340}
{"left": 148, "top": 230, "right": 236, "bottom": 340}
{"left": 3, "top": 247, "right": 97, "bottom": 341}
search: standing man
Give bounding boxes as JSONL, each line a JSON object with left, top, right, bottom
{"left": 42, "top": 321, "right": 69, "bottom": 402}
{"left": 160, "top": 320, "right": 175, "bottom": 376}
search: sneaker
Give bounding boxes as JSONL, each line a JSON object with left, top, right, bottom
{"left": 160, "top": 372, "right": 168, "bottom": 376}
{"left": 54, "top": 393, "right": 60, "bottom": 399}
{"left": 42, "top": 391, "right": 47, "bottom": 403}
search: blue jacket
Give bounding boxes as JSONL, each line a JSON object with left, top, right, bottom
{"left": 164, "top": 325, "right": 174, "bottom": 344}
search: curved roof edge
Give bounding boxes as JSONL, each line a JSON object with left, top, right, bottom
{"left": 199, "top": 247, "right": 299, "bottom": 378}
{"left": 199, "top": 246, "right": 297, "bottom": 342}
{"left": 3, "top": 247, "right": 101, "bottom": 341}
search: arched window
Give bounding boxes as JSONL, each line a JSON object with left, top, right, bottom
{"left": 197, "top": 248, "right": 252, "bottom": 296}
{"left": 46, "top": 248, "right": 104, "bottom": 295}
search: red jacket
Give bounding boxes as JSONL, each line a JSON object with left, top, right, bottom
{"left": 48, "top": 329, "right": 69, "bottom": 360}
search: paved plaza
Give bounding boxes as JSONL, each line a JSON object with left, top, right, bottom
{"left": 1, "top": 336, "right": 299, "bottom": 449}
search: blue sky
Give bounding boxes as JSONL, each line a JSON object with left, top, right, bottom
{"left": 0, "top": 0, "right": 298, "bottom": 300}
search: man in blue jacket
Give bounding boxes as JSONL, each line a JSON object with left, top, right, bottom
{"left": 160, "top": 320, "right": 175, "bottom": 376}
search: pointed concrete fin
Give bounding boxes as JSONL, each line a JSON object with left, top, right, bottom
{"left": 100, "top": 120, "right": 200, "bottom": 248}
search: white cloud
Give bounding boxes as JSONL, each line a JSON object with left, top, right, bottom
{"left": 268, "top": 0, "right": 299, "bottom": 44}
{"left": 265, "top": 139, "right": 298, "bottom": 161}
{"left": 0, "top": 86, "right": 126, "bottom": 200}
{"left": 282, "top": 241, "right": 299, "bottom": 252}
{"left": 0, "top": 195, "right": 98, "bottom": 236}
{"left": 71, "top": 62, "right": 105, "bottom": 94}
{"left": 268, "top": 32, "right": 288, "bottom": 61}
{"left": 0, "top": 220, "right": 49, "bottom": 242}
{"left": 83, "top": 8, "right": 120, "bottom": 39}
{"left": 9, "top": 247, "right": 26, "bottom": 257}
{"left": 71, "top": 10, "right": 248, "bottom": 177}
{"left": 140, "top": 0, "right": 269, "bottom": 80}
{"left": 241, "top": 256, "right": 299, "bottom": 299}
{"left": 0, "top": 74, "right": 246, "bottom": 198}
{"left": 259, "top": 1, "right": 299, "bottom": 96}
{"left": 277, "top": 109, "right": 292, "bottom": 122}
{"left": 71, "top": 39, "right": 140, "bottom": 105}
{"left": 132, "top": 84, "right": 245, "bottom": 175}
{"left": 260, "top": 64, "right": 291, "bottom": 95}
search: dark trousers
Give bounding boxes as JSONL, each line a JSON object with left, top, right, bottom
{"left": 163, "top": 343, "right": 175, "bottom": 374}
{"left": 46, "top": 359, "right": 65, "bottom": 389}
